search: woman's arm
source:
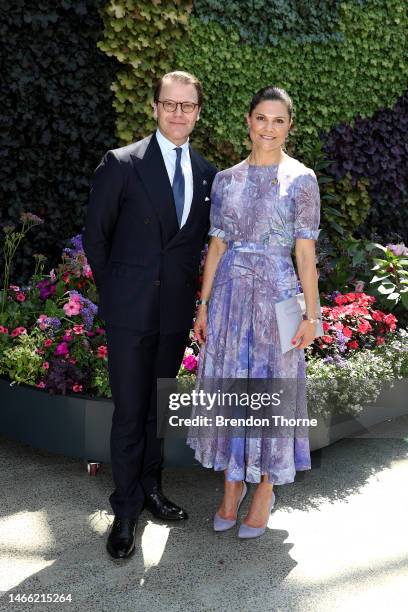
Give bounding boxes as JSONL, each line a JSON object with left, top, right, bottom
{"left": 194, "top": 236, "right": 227, "bottom": 344}
{"left": 292, "top": 238, "right": 319, "bottom": 349}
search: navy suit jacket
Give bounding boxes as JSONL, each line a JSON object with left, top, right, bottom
{"left": 83, "top": 133, "right": 217, "bottom": 333}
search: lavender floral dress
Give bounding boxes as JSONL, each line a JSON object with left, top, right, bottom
{"left": 187, "top": 157, "right": 321, "bottom": 484}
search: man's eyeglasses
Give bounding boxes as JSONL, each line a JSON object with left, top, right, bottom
{"left": 157, "top": 100, "right": 199, "bottom": 114}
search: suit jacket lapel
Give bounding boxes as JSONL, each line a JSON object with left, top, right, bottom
{"left": 132, "top": 133, "right": 179, "bottom": 243}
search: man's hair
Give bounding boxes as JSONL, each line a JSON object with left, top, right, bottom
{"left": 153, "top": 71, "right": 203, "bottom": 107}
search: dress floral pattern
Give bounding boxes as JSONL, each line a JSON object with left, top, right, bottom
{"left": 187, "top": 157, "right": 321, "bottom": 484}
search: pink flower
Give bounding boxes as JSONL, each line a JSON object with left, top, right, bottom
{"left": 63, "top": 330, "right": 73, "bottom": 342}
{"left": 11, "top": 326, "right": 26, "bottom": 337}
{"left": 9, "top": 285, "right": 20, "bottom": 292}
{"left": 384, "top": 313, "right": 397, "bottom": 331}
{"left": 182, "top": 354, "right": 198, "bottom": 372}
{"left": 55, "top": 342, "right": 69, "bottom": 356}
{"left": 84, "top": 264, "right": 93, "bottom": 278}
{"left": 72, "top": 383, "right": 83, "bottom": 393}
{"left": 357, "top": 319, "right": 372, "bottom": 334}
{"left": 95, "top": 327, "right": 106, "bottom": 335}
{"left": 63, "top": 300, "right": 81, "bottom": 316}
{"left": 98, "top": 345, "right": 108, "bottom": 358}
{"left": 36, "top": 381, "right": 46, "bottom": 388}
{"left": 37, "top": 314, "right": 48, "bottom": 330}
{"left": 342, "top": 326, "right": 353, "bottom": 338}
{"left": 69, "top": 358, "right": 77, "bottom": 365}
{"left": 16, "top": 292, "right": 26, "bottom": 302}
{"left": 44, "top": 338, "right": 53, "bottom": 348}
{"left": 371, "top": 310, "right": 384, "bottom": 322}
{"left": 321, "top": 335, "right": 334, "bottom": 344}
{"left": 73, "top": 324, "right": 84, "bottom": 335}
{"left": 0, "top": 325, "right": 8, "bottom": 334}
{"left": 333, "top": 322, "right": 344, "bottom": 331}
{"left": 322, "top": 321, "right": 330, "bottom": 332}
{"left": 50, "top": 269, "right": 57, "bottom": 282}
{"left": 354, "top": 280, "right": 365, "bottom": 292}
{"left": 42, "top": 361, "right": 49, "bottom": 369}
{"left": 36, "top": 348, "right": 45, "bottom": 355}
{"left": 86, "top": 331, "right": 94, "bottom": 337}
{"left": 376, "top": 337, "right": 385, "bottom": 345}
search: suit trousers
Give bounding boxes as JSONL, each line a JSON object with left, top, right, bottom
{"left": 105, "top": 324, "right": 189, "bottom": 518}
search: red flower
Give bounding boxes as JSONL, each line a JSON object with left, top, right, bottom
{"left": 98, "top": 345, "right": 108, "bottom": 359}
{"left": 0, "top": 325, "right": 8, "bottom": 334}
{"left": 348, "top": 340, "right": 359, "bottom": 349}
{"left": 321, "top": 335, "right": 334, "bottom": 344}
{"left": 44, "top": 338, "right": 53, "bottom": 348}
{"left": 342, "top": 326, "right": 353, "bottom": 338}
{"left": 72, "top": 383, "right": 83, "bottom": 393}
{"left": 376, "top": 337, "right": 385, "bottom": 345}
{"left": 16, "top": 292, "right": 26, "bottom": 302}
{"left": 334, "top": 295, "right": 348, "bottom": 305}
{"left": 11, "top": 326, "right": 26, "bottom": 337}
{"left": 371, "top": 310, "right": 384, "bottom": 322}
{"left": 73, "top": 324, "right": 85, "bottom": 335}
{"left": 357, "top": 319, "right": 372, "bottom": 335}
{"left": 384, "top": 313, "right": 397, "bottom": 331}
{"left": 322, "top": 321, "right": 330, "bottom": 332}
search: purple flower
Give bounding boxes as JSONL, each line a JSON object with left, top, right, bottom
{"left": 335, "top": 331, "right": 348, "bottom": 353}
{"left": 37, "top": 279, "right": 56, "bottom": 300}
{"left": 55, "top": 342, "right": 69, "bottom": 356}
{"left": 386, "top": 243, "right": 408, "bottom": 257}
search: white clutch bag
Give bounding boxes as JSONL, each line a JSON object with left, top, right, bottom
{"left": 275, "top": 293, "right": 324, "bottom": 354}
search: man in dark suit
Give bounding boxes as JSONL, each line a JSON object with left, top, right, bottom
{"left": 83, "top": 71, "right": 217, "bottom": 559}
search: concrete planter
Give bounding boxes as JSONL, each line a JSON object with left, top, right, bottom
{"left": 0, "top": 377, "right": 406, "bottom": 467}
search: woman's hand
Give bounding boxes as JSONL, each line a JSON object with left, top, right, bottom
{"left": 291, "top": 320, "right": 316, "bottom": 350}
{"left": 194, "top": 305, "right": 208, "bottom": 344}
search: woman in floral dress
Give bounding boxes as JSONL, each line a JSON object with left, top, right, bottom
{"left": 188, "top": 86, "right": 321, "bottom": 538}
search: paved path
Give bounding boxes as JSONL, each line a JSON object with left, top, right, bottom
{"left": 1, "top": 416, "right": 408, "bottom": 612}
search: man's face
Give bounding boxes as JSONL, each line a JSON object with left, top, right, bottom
{"left": 154, "top": 79, "right": 200, "bottom": 145}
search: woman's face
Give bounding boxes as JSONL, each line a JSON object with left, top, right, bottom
{"left": 246, "top": 99, "right": 292, "bottom": 153}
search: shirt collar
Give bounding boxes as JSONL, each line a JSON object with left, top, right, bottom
{"left": 156, "top": 128, "right": 189, "bottom": 156}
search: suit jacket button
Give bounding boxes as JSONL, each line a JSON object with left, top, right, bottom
{"left": 154, "top": 280, "right": 160, "bottom": 286}
{"left": 144, "top": 217, "right": 150, "bottom": 224}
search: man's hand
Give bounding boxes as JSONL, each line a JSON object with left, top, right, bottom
{"left": 194, "top": 305, "right": 208, "bottom": 344}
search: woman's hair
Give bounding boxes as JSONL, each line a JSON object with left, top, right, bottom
{"left": 248, "top": 86, "right": 293, "bottom": 121}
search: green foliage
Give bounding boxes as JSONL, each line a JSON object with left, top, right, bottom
{"left": 172, "top": 1, "right": 408, "bottom": 165}
{"left": 0, "top": 330, "right": 44, "bottom": 385}
{"left": 0, "top": 0, "right": 119, "bottom": 282}
{"left": 194, "top": 0, "right": 361, "bottom": 45}
{"left": 370, "top": 243, "right": 408, "bottom": 311}
{"left": 321, "top": 173, "right": 371, "bottom": 239}
{"left": 98, "top": 0, "right": 192, "bottom": 143}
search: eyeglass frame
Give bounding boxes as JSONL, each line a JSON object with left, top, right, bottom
{"left": 156, "top": 99, "right": 200, "bottom": 114}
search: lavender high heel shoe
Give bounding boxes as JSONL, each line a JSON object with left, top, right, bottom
{"left": 213, "top": 481, "right": 248, "bottom": 532}
{"left": 238, "top": 490, "right": 276, "bottom": 539}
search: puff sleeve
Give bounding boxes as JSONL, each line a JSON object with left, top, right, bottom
{"left": 293, "top": 170, "right": 321, "bottom": 240}
{"left": 208, "top": 172, "right": 226, "bottom": 240}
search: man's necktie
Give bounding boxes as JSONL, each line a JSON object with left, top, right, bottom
{"left": 172, "top": 147, "right": 185, "bottom": 227}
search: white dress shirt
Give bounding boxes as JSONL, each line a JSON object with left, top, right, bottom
{"left": 156, "top": 128, "right": 194, "bottom": 228}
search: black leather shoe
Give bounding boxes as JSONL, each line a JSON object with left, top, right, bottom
{"left": 144, "top": 489, "right": 188, "bottom": 521}
{"left": 106, "top": 517, "right": 137, "bottom": 559}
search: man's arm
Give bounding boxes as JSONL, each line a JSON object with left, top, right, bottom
{"left": 82, "top": 150, "right": 124, "bottom": 292}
